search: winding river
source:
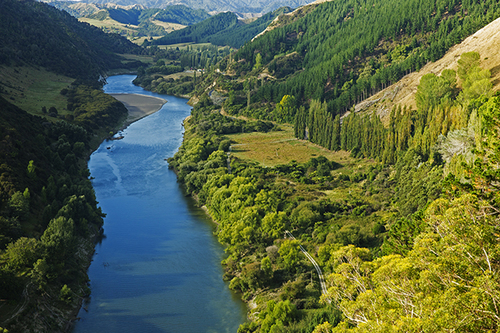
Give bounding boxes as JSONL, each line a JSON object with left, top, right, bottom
{"left": 72, "top": 75, "right": 246, "bottom": 333}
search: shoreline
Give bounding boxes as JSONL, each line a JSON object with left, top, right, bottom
{"left": 110, "top": 93, "right": 167, "bottom": 127}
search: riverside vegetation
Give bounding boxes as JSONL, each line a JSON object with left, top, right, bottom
{"left": 163, "top": 0, "right": 500, "bottom": 331}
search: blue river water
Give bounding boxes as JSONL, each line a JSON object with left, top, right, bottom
{"left": 72, "top": 75, "right": 246, "bottom": 333}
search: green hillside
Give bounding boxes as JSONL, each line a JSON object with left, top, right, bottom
{"left": 145, "top": 7, "right": 292, "bottom": 49}
{"left": 0, "top": 0, "right": 139, "bottom": 79}
{"left": 230, "top": 0, "right": 500, "bottom": 114}
{"left": 207, "top": 7, "right": 293, "bottom": 48}
{"left": 161, "top": 0, "right": 500, "bottom": 332}
{"left": 148, "top": 12, "right": 240, "bottom": 46}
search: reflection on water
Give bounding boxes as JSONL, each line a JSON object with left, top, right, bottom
{"left": 72, "top": 76, "right": 246, "bottom": 333}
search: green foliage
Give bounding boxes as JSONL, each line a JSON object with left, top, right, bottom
{"left": 150, "top": 12, "right": 239, "bottom": 46}
{"left": 0, "top": 96, "right": 107, "bottom": 329}
{"left": 2, "top": 237, "right": 40, "bottom": 274}
{"left": 415, "top": 70, "right": 457, "bottom": 110}
{"left": 0, "top": 0, "right": 139, "bottom": 79}
{"left": 234, "top": 0, "right": 500, "bottom": 114}
{"left": 67, "top": 85, "right": 128, "bottom": 131}
{"left": 260, "top": 300, "right": 297, "bottom": 333}
{"left": 324, "top": 194, "right": 500, "bottom": 332}
{"left": 279, "top": 240, "right": 301, "bottom": 271}
{"left": 148, "top": 7, "right": 291, "bottom": 49}
{"left": 275, "top": 95, "right": 297, "bottom": 123}
{"left": 208, "top": 7, "right": 293, "bottom": 49}
{"left": 9, "top": 191, "right": 29, "bottom": 221}
{"left": 59, "top": 284, "right": 72, "bottom": 304}
{"left": 145, "top": 6, "right": 210, "bottom": 26}
{"left": 27, "top": 160, "right": 36, "bottom": 180}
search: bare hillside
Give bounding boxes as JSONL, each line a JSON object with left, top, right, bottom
{"left": 355, "top": 16, "right": 500, "bottom": 123}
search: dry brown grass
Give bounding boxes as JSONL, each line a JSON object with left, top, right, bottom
{"left": 151, "top": 20, "right": 186, "bottom": 33}
{"left": 355, "top": 17, "right": 500, "bottom": 123}
{"left": 79, "top": 17, "right": 138, "bottom": 32}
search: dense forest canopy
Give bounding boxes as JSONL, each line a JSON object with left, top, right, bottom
{"left": 0, "top": 0, "right": 139, "bottom": 79}
{"left": 227, "top": 0, "right": 500, "bottom": 116}
{"left": 148, "top": 12, "right": 241, "bottom": 46}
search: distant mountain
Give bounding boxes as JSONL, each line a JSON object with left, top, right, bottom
{"left": 42, "top": 0, "right": 315, "bottom": 16}
{"left": 50, "top": 1, "right": 210, "bottom": 25}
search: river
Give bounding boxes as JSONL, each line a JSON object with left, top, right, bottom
{"left": 72, "top": 75, "right": 247, "bottom": 333}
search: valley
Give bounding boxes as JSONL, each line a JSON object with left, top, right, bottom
{"left": 1, "top": 0, "right": 500, "bottom": 332}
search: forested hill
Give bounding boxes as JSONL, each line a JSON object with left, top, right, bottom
{"left": 147, "top": 12, "right": 240, "bottom": 46}
{"left": 216, "top": 0, "right": 500, "bottom": 116}
{"left": 206, "top": 7, "right": 293, "bottom": 48}
{"left": 147, "top": 7, "right": 293, "bottom": 48}
{"left": 0, "top": 1, "right": 138, "bottom": 331}
{"left": 0, "top": 0, "right": 139, "bottom": 79}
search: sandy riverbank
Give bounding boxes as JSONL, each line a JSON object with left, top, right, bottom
{"left": 110, "top": 93, "right": 167, "bottom": 126}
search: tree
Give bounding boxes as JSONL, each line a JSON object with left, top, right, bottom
{"left": 254, "top": 53, "right": 262, "bottom": 70}
{"left": 260, "top": 300, "right": 297, "bottom": 333}
{"left": 2, "top": 237, "right": 40, "bottom": 274}
{"left": 275, "top": 95, "right": 296, "bottom": 123}
{"left": 9, "top": 191, "right": 29, "bottom": 221}
{"left": 261, "top": 256, "right": 273, "bottom": 280}
{"left": 457, "top": 51, "right": 480, "bottom": 82}
{"left": 279, "top": 239, "right": 301, "bottom": 271}
{"left": 262, "top": 212, "right": 287, "bottom": 239}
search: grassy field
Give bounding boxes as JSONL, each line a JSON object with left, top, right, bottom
{"left": 131, "top": 35, "right": 164, "bottom": 45}
{"left": 0, "top": 66, "right": 73, "bottom": 116}
{"left": 226, "top": 122, "right": 381, "bottom": 208}
{"left": 228, "top": 124, "right": 355, "bottom": 167}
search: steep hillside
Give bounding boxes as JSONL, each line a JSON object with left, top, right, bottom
{"left": 229, "top": 0, "right": 500, "bottom": 117}
{"left": 0, "top": 0, "right": 139, "bottom": 79}
{"left": 148, "top": 7, "right": 293, "bottom": 48}
{"left": 355, "top": 16, "right": 500, "bottom": 122}
{"left": 206, "top": 7, "right": 293, "bottom": 48}
{"left": 76, "top": 4, "right": 210, "bottom": 38}
{"left": 148, "top": 11, "right": 240, "bottom": 46}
